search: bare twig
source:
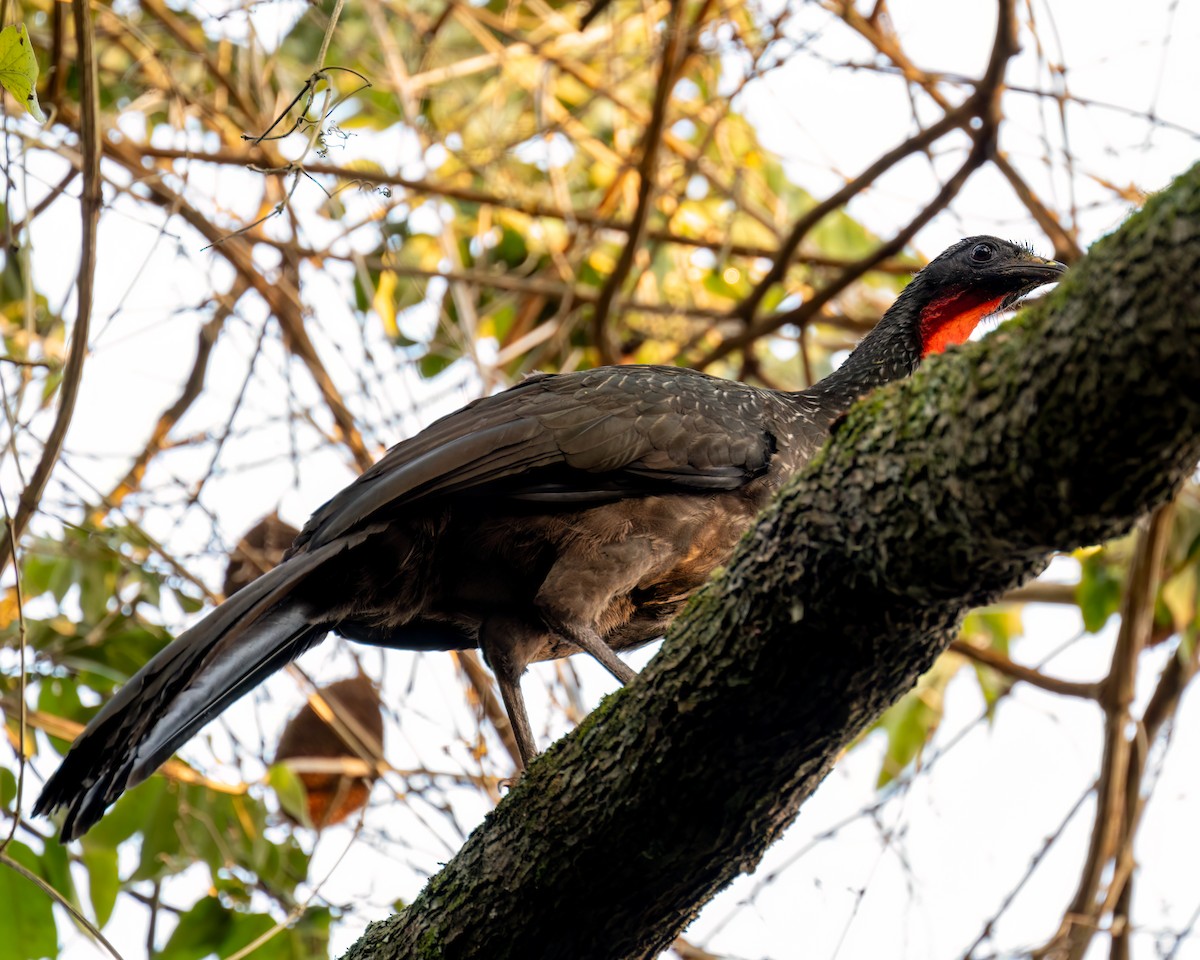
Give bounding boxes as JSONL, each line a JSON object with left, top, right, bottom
{"left": 0, "top": 491, "right": 27, "bottom": 855}
{"left": 103, "top": 280, "right": 249, "bottom": 510}
{"left": 1, "top": 700, "right": 248, "bottom": 794}
{"left": 832, "top": 0, "right": 1082, "bottom": 263}
{"left": 588, "top": 0, "right": 687, "bottom": 361}
{"left": 1035, "top": 502, "right": 1175, "bottom": 960}
{"left": 453, "top": 650, "right": 524, "bottom": 771}
{"left": 0, "top": 0, "right": 101, "bottom": 573}
{"left": 0, "top": 853, "right": 125, "bottom": 960}
{"left": 87, "top": 122, "right": 374, "bottom": 470}
{"left": 733, "top": 101, "right": 974, "bottom": 326}
{"left": 961, "top": 784, "right": 1093, "bottom": 959}
{"left": 949, "top": 638, "right": 1100, "bottom": 700}
{"left": 136, "top": 146, "right": 920, "bottom": 274}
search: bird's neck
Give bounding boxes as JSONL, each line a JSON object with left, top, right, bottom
{"left": 799, "top": 306, "right": 924, "bottom": 419}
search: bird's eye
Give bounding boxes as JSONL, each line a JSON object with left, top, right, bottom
{"left": 970, "top": 242, "right": 995, "bottom": 263}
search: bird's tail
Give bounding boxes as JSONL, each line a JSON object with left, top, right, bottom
{"left": 34, "top": 535, "right": 362, "bottom": 841}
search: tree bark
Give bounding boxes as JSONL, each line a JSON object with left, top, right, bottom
{"left": 342, "top": 163, "right": 1200, "bottom": 960}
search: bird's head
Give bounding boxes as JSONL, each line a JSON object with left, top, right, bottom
{"left": 897, "top": 236, "right": 1067, "bottom": 357}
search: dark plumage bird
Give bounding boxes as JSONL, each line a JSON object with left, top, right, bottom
{"left": 36, "top": 237, "right": 1064, "bottom": 840}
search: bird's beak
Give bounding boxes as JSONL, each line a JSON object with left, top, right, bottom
{"left": 996, "top": 256, "right": 1067, "bottom": 308}
{"left": 1003, "top": 256, "right": 1068, "bottom": 282}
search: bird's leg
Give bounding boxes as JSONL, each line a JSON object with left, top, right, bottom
{"left": 534, "top": 540, "right": 649, "bottom": 686}
{"left": 493, "top": 672, "right": 535, "bottom": 773}
{"left": 479, "top": 617, "right": 540, "bottom": 771}
{"left": 554, "top": 622, "right": 636, "bottom": 685}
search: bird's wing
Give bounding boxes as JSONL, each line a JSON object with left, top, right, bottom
{"left": 297, "top": 366, "right": 778, "bottom": 551}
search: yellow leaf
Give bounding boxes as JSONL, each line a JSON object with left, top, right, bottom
{"left": 373, "top": 270, "right": 398, "bottom": 338}
{"left": 47, "top": 616, "right": 76, "bottom": 637}
{"left": 0, "top": 588, "right": 18, "bottom": 629}
{"left": 0, "top": 25, "right": 45, "bottom": 123}
{"left": 1162, "top": 570, "right": 1196, "bottom": 632}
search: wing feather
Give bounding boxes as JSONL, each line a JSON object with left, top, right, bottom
{"left": 295, "top": 366, "right": 779, "bottom": 551}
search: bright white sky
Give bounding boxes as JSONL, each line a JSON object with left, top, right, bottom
{"left": 15, "top": 1, "right": 1200, "bottom": 958}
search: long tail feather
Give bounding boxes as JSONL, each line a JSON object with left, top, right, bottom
{"left": 35, "top": 533, "right": 368, "bottom": 841}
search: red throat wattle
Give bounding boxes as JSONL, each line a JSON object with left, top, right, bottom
{"left": 919, "top": 290, "right": 1007, "bottom": 357}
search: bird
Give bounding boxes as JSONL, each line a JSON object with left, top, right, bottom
{"left": 35, "top": 236, "right": 1064, "bottom": 840}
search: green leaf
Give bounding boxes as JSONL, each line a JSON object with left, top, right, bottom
{"left": 158, "top": 896, "right": 231, "bottom": 960}
{"left": 874, "top": 690, "right": 938, "bottom": 788}
{"left": 80, "top": 841, "right": 119, "bottom": 928}
{"left": 0, "top": 767, "right": 16, "bottom": 810}
{"left": 18, "top": 552, "right": 57, "bottom": 599}
{"left": 417, "top": 351, "right": 454, "bottom": 379}
{"left": 0, "top": 26, "right": 45, "bottom": 123}
{"left": 268, "top": 763, "right": 312, "bottom": 828}
{"left": 871, "top": 655, "right": 960, "bottom": 788}
{"left": 173, "top": 588, "right": 205, "bottom": 614}
{"left": 1077, "top": 551, "right": 1123, "bottom": 633}
{"left": 37, "top": 838, "right": 78, "bottom": 913}
{"left": 296, "top": 907, "right": 332, "bottom": 952}
{"left": 37, "top": 677, "right": 85, "bottom": 751}
{"left": 130, "top": 779, "right": 188, "bottom": 882}
{"left": 0, "top": 842, "right": 58, "bottom": 960}
{"left": 87, "top": 775, "right": 167, "bottom": 851}
{"left": 219, "top": 912, "right": 284, "bottom": 959}
{"left": 961, "top": 608, "right": 1022, "bottom": 716}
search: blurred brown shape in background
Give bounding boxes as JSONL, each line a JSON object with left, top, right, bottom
{"left": 274, "top": 674, "right": 386, "bottom": 829}
{"left": 223, "top": 512, "right": 301, "bottom": 598}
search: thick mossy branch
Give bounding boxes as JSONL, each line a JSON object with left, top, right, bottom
{"left": 344, "top": 164, "right": 1200, "bottom": 960}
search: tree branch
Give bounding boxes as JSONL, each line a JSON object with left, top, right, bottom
{"left": 1038, "top": 502, "right": 1174, "bottom": 960}
{"left": 948, "top": 639, "right": 1100, "bottom": 700}
{"left": 136, "top": 146, "right": 920, "bottom": 275}
{"left": 589, "top": 0, "right": 687, "bottom": 361}
{"left": 0, "top": 0, "right": 101, "bottom": 573}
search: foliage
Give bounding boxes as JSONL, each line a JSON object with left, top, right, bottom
{"left": 0, "top": 25, "right": 45, "bottom": 123}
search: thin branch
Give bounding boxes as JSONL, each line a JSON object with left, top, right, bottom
{"left": 103, "top": 280, "right": 248, "bottom": 510}
{"left": 0, "top": 357, "right": 55, "bottom": 370}
{"left": 134, "top": 146, "right": 924, "bottom": 274}
{"left": 0, "top": 490, "right": 27, "bottom": 856}
{"left": 961, "top": 784, "right": 1093, "bottom": 959}
{"left": 589, "top": 0, "right": 687, "bottom": 361}
{"left": 696, "top": 139, "right": 983, "bottom": 366}
{"left": 949, "top": 639, "right": 1100, "bottom": 700}
{"left": 1035, "top": 502, "right": 1175, "bottom": 960}
{"left": 84, "top": 118, "right": 375, "bottom": 471}
{"left": 1108, "top": 605, "right": 1200, "bottom": 959}
{"left": 832, "top": 0, "right": 1081, "bottom": 263}
{"left": 0, "top": 0, "right": 101, "bottom": 573}
{"left": 0, "top": 853, "right": 125, "bottom": 960}
{"left": 1, "top": 701, "right": 247, "bottom": 794}
{"left": 992, "top": 151, "right": 1083, "bottom": 262}
{"left": 137, "top": 0, "right": 260, "bottom": 125}
{"left": 1000, "top": 580, "right": 1078, "bottom": 605}
{"left": 453, "top": 650, "right": 524, "bottom": 771}
{"left": 733, "top": 100, "right": 974, "bottom": 326}
{"left": 14, "top": 168, "right": 79, "bottom": 234}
